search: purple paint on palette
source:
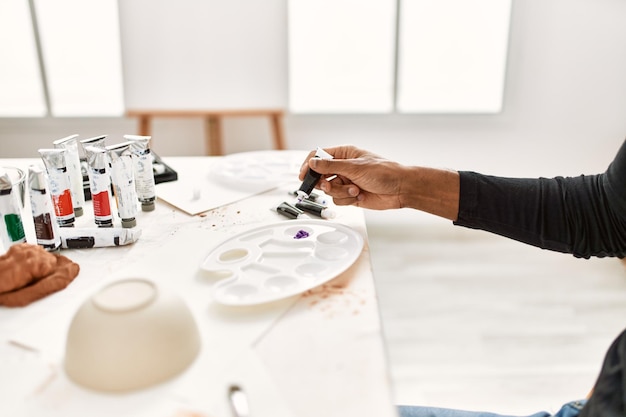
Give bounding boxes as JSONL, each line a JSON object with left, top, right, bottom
{"left": 294, "top": 230, "right": 309, "bottom": 239}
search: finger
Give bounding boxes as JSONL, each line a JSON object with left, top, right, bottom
{"left": 331, "top": 196, "right": 360, "bottom": 206}
{"left": 298, "top": 150, "right": 318, "bottom": 180}
{"left": 309, "top": 158, "right": 362, "bottom": 178}
{"left": 319, "top": 178, "right": 360, "bottom": 199}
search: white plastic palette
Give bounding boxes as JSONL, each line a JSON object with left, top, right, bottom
{"left": 209, "top": 150, "right": 306, "bottom": 192}
{"left": 200, "top": 220, "right": 364, "bottom": 306}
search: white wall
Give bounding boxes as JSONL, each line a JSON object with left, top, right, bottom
{"left": 1, "top": 0, "right": 626, "bottom": 180}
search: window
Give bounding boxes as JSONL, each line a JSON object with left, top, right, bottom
{"left": 288, "top": 0, "right": 397, "bottom": 113}
{"left": 0, "top": 0, "right": 124, "bottom": 117}
{"left": 289, "top": 0, "right": 512, "bottom": 114}
{"left": 397, "top": 0, "right": 512, "bottom": 113}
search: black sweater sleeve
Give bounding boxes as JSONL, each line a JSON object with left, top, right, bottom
{"left": 453, "top": 140, "right": 626, "bottom": 259}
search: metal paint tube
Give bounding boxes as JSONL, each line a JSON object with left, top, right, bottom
{"left": 291, "top": 190, "right": 320, "bottom": 203}
{"left": 107, "top": 142, "right": 138, "bottom": 228}
{"left": 295, "top": 200, "right": 337, "bottom": 219}
{"left": 39, "top": 148, "right": 75, "bottom": 227}
{"left": 78, "top": 134, "right": 107, "bottom": 153}
{"left": 0, "top": 169, "right": 26, "bottom": 249}
{"left": 53, "top": 134, "right": 85, "bottom": 217}
{"left": 276, "top": 201, "right": 304, "bottom": 219}
{"left": 124, "top": 135, "right": 157, "bottom": 212}
{"left": 84, "top": 146, "right": 113, "bottom": 227}
{"left": 297, "top": 147, "right": 334, "bottom": 200}
{"left": 28, "top": 165, "right": 61, "bottom": 251}
{"left": 58, "top": 227, "right": 141, "bottom": 249}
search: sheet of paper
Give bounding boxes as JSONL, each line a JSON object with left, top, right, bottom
{"left": 157, "top": 151, "right": 306, "bottom": 216}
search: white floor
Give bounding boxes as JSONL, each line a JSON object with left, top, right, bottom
{"left": 365, "top": 210, "right": 626, "bottom": 416}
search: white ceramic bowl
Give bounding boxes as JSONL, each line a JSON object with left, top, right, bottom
{"left": 64, "top": 278, "right": 201, "bottom": 392}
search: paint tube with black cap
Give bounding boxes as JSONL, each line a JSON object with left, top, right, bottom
{"left": 297, "top": 147, "right": 334, "bottom": 201}
{"left": 84, "top": 146, "right": 113, "bottom": 227}
{"left": 295, "top": 199, "right": 337, "bottom": 219}
{"left": 124, "top": 135, "right": 157, "bottom": 212}
{"left": 0, "top": 169, "right": 26, "bottom": 249}
{"left": 39, "top": 148, "right": 75, "bottom": 227}
{"left": 107, "top": 142, "right": 138, "bottom": 228}
{"left": 58, "top": 227, "right": 141, "bottom": 249}
{"left": 28, "top": 165, "right": 61, "bottom": 251}
{"left": 53, "top": 134, "right": 85, "bottom": 217}
{"left": 275, "top": 201, "right": 304, "bottom": 219}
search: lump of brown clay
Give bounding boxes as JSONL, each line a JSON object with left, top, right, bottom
{"left": 0, "top": 243, "right": 57, "bottom": 293}
{"left": 0, "top": 244, "right": 79, "bottom": 307}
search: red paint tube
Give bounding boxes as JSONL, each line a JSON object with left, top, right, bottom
{"left": 38, "top": 148, "right": 75, "bottom": 227}
{"left": 84, "top": 146, "right": 113, "bottom": 227}
{"left": 53, "top": 134, "right": 85, "bottom": 217}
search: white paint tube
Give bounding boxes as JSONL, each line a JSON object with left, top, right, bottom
{"left": 107, "top": 142, "right": 138, "bottom": 228}
{"left": 0, "top": 168, "right": 27, "bottom": 249}
{"left": 124, "top": 135, "right": 157, "bottom": 212}
{"left": 58, "top": 227, "right": 141, "bottom": 249}
{"left": 84, "top": 146, "right": 113, "bottom": 228}
{"left": 78, "top": 134, "right": 107, "bottom": 154}
{"left": 53, "top": 134, "right": 85, "bottom": 217}
{"left": 38, "top": 148, "right": 75, "bottom": 227}
{"left": 28, "top": 165, "right": 61, "bottom": 251}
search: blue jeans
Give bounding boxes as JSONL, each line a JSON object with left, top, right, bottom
{"left": 397, "top": 400, "right": 586, "bottom": 417}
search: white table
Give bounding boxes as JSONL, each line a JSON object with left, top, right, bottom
{"left": 0, "top": 156, "right": 397, "bottom": 417}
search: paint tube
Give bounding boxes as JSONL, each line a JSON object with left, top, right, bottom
{"left": 297, "top": 147, "right": 334, "bottom": 201}
{"left": 28, "top": 165, "right": 61, "bottom": 251}
{"left": 124, "top": 135, "right": 157, "bottom": 212}
{"left": 53, "top": 134, "right": 85, "bottom": 217}
{"left": 275, "top": 201, "right": 304, "bottom": 219}
{"left": 107, "top": 142, "right": 138, "bottom": 228}
{"left": 58, "top": 227, "right": 141, "bottom": 249}
{"left": 0, "top": 169, "right": 27, "bottom": 249}
{"left": 84, "top": 146, "right": 113, "bottom": 227}
{"left": 39, "top": 148, "right": 75, "bottom": 227}
{"left": 291, "top": 190, "right": 320, "bottom": 203}
{"left": 78, "top": 134, "right": 107, "bottom": 153}
{"left": 295, "top": 200, "right": 336, "bottom": 220}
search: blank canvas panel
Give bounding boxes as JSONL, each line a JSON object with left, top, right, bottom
{"left": 397, "top": 0, "right": 512, "bottom": 113}
{"left": 35, "top": 0, "right": 124, "bottom": 116}
{"left": 0, "top": 0, "right": 46, "bottom": 117}
{"left": 119, "top": 1, "right": 287, "bottom": 111}
{"left": 288, "top": 0, "right": 396, "bottom": 113}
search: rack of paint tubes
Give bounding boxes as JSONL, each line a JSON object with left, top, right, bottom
{"left": 0, "top": 134, "right": 176, "bottom": 252}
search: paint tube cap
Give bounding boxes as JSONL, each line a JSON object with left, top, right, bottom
{"left": 141, "top": 201, "right": 156, "bottom": 212}
{"left": 27, "top": 166, "right": 46, "bottom": 190}
{"left": 0, "top": 169, "right": 13, "bottom": 191}
{"left": 74, "top": 207, "right": 84, "bottom": 217}
{"left": 122, "top": 218, "right": 137, "bottom": 228}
